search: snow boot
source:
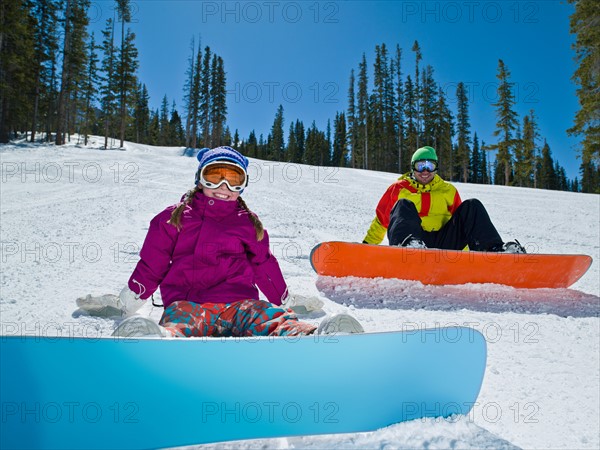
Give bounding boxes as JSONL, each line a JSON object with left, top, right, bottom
{"left": 318, "top": 314, "right": 364, "bottom": 335}
{"left": 399, "top": 234, "right": 427, "bottom": 249}
{"left": 112, "top": 316, "right": 167, "bottom": 338}
{"left": 489, "top": 240, "right": 526, "bottom": 254}
{"left": 502, "top": 240, "right": 526, "bottom": 254}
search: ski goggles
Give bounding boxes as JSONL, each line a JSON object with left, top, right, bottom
{"left": 198, "top": 161, "right": 248, "bottom": 192}
{"left": 412, "top": 160, "right": 438, "bottom": 173}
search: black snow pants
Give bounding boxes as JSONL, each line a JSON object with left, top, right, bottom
{"left": 387, "top": 198, "right": 503, "bottom": 251}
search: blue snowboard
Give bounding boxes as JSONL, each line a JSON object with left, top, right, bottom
{"left": 1, "top": 328, "right": 486, "bottom": 450}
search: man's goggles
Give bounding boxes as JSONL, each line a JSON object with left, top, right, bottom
{"left": 199, "top": 161, "right": 248, "bottom": 192}
{"left": 413, "top": 160, "right": 438, "bottom": 173}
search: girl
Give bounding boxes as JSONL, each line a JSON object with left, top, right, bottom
{"left": 112, "top": 146, "right": 363, "bottom": 338}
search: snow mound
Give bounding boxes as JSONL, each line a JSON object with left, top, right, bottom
{"left": 317, "top": 276, "right": 600, "bottom": 318}
{"left": 186, "top": 417, "right": 519, "bottom": 449}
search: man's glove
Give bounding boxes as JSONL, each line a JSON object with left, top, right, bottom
{"left": 282, "top": 294, "right": 324, "bottom": 314}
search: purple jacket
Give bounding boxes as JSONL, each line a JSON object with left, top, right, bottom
{"left": 128, "top": 192, "right": 288, "bottom": 308}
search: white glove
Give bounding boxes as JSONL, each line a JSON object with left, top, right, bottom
{"left": 76, "top": 287, "right": 146, "bottom": 317}
{"left": 117, "top": 286, "right": 146, "bottom": 316}
{"left": 76, "top": 294, "right": 123, "bottom": 317}
{"left": 282, "top": 294, "right": 324, "bottom": 314}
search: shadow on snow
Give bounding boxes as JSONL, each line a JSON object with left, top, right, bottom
{"left": 316, "top": 276, "right": 600, "bottom": 318}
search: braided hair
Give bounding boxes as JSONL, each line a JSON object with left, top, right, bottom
{"left": 168, "top": 186, "right": 201, "bottom": 231}
{"left": 237, "top": 196, "right": 264, "bottom": 241}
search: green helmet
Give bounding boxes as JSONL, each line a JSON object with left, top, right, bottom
{"left": 411, "top": 146, "right": 438, "bottom": 164}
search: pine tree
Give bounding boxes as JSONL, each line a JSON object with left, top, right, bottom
{"left": 412, "top": 41, "right": 422, "bottom": 147}
{"left": 295, "top": 120, "right": 305, "bottom": 163}
{"left": 245, "top": 130, "right": 258, "bottom": 158}
{"left": 371, "top": 43, "right": 396, "bottom": 171}
{"left": 572, "top": 177, "right": 580, "bottom": 192}
{"left": 481, "top": 139, "right": 490, "bottom": 184}
{"left": 455, "top": 82, "right": 471, "bottom": 182}
{"left": 147, "top": 108, "right": 159, "bottom": 145}
{"left": 356, "top": 54, "right": 369, "bottom": 169}
{"left": 403, "top": 75, "right": 418, "bottom": 172}
{"left": 347, "top": 69, "right": 357, "bottom": 168}
{"left": 304, "top": 122, "right": 328, "bottom": 166}
{"left": 0, "top": 0, "right": 36, "bottom": 142}
{"left": 182, "top": 36, "right": 197, "bottom": 147}
{"left": 158, "top": 95, "right": 170, "bottom": 145}
{"left": 567, "top": 0, "right": 600, "bottom": 193}
{"left": 488, "top": 59, "right": 519, "bottom": 185}
{"left": 325, "top": 119, "right": 332, "bottom": 166}
{"left": 267, "top": 105, "right": 285, "bottom": 161}
{"left": 512, "top": 123, "right": 527, "bottom": 186}
{"left": 331, "top": 112, "right": 348, "bottom": 167}
{"left": 29, "top": 0, "right": 60, "bottom": 142}
{"left": 189, "top": 42, "right": 203, "bottom": 148}
{"left": 81, "top": 32, "right": 98, "bottom": 145}
{"left": 199, "top": 46, "right": 211, "bottom": 147}
{"left": 169, "top": 101, "right": 184, "bottom": 145}
{"left": 131, "top": 83, "right": 149, "bottom": 143}
{"left": 470, "top": 132, "right": 481, "bottom": 183}
{"left": 258, "top": 133, "right": 267, "bottom": 159}
{"left": 286, "top": 122, "right": 299, "bottom": 163}
{"left": 433, "top": 87, "right": 454, "bottom": 180}
{"left": 383, "top": 45, "right": 396, "bottom": 172}
{"left": 117, "top": 28, "right": 138, "bottom": 147}
{"left": 55, "top": 0, "right": 90, "bottom": 145}
{"left": 394, "top": 44, "right": 405, "bottom": 173}
{"left": 538, "top": 140, "right": 556, "bottom": 190}
{"left": 99, "top": 17, "right": 117, "bottom": 148}
{"left": 116, "top": 0, "right": 129, "bottom": 147}
{"left": 372, "top": 44, "right": 386, "bottom": 170}
{"left": 420, "top": 65, "right": 438, "bottom": 148}
{"left": 209, "top": 55, "right": 227, "bottom": 146}
{"left": 518, "top": 110, "right": 540, "bottom": 187}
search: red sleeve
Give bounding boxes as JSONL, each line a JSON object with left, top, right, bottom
{"left": 375, "top": 181, "right": 413, "bottom": 228}
{"left": 449, "top": 190, "right": 462, "bottom": 215}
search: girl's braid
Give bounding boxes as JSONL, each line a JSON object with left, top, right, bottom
{"left": 168, "top": 186, "right": 201, "bottom": 231}
{"left": 237, "top": 196, "right": 264, "bottom": 241}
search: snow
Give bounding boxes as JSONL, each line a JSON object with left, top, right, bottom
{"left": 1, "top": 137, "right": 598, "bottom": 449}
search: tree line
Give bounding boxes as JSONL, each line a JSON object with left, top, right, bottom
{"left": 240, "top": 46, "right": 576, "bottom": 192}
{"left": 1, "top": 0, "right": 596, "bottom": 193}
{"left": 0, "top": 0, "right": 227, "bottom": 150}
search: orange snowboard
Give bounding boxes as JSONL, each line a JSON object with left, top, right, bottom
{"left": 310, "top": 242, "right": 593, "bottom": 289}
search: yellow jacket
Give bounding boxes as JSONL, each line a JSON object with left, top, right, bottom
{"left": 363, "top": 173, "right": 462, "bottom": 244}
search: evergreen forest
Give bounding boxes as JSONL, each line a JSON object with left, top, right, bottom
{"left": 1, "top": 0, "right": 598, "bottom": 192}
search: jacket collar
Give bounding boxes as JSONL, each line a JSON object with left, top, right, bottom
{"left": 401, "top": 172, "right": 443, "bottom": 191}
{"left": 191, "top": 190, "right": 240, "bottom": 220}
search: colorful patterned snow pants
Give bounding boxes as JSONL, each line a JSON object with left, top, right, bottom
{"left": 159, "top": 299, "right": 317, "bottom": 337}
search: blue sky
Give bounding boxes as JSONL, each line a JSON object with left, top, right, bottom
{"left": 90, "top": 1, "right": 581, "bottom": 179}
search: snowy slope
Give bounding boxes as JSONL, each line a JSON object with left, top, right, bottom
{"left": 1, "top": 138, "right": 598, "bottom": 449}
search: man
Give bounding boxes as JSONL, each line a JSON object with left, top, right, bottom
{"left": 363, "top": 146, "right": 525, "bottom": 253}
